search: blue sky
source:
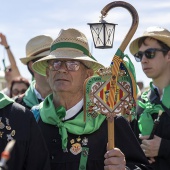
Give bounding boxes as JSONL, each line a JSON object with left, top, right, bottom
{"left": 0, "top": 0, "right": 170, "bottom": 87}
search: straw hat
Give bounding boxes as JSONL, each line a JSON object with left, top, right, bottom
{"left": 129, "top": 26, "right": 170, "bottom": 55}
{"left": 32, "top": 28, "right": 104, "bottom": 76}
{"left": 20, "top": 35, "right": 53, "bottom": 65}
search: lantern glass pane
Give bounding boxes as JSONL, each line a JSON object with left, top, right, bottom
{"left": 105, "top": 24, "right": 115, "bottom": 47}
{"left": 90, "top": 24, "right": 105, "bottom": 48}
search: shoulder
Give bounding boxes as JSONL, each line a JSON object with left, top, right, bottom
{"left": 3, "top": 102, "right": 34, "bottom": 121}
{"left": 14, "top": 94, "right": 31, "bottom": 109}
{"left": 115, "top": 116, "right": 131, "bottom": 128}
{"left": 115, "top": 115, "right": 131, "bottom": 123}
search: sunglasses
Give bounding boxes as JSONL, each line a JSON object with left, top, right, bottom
{"left": 134, "top": 48, "right": 168, "bottom": 62}
{"left": 12, "top": 89, "right": 27, "bottom": 96}
{"left": 48, "top": 60, "right": 88, "bottom": 71}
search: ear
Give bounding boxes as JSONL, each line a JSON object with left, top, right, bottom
{"left": 167, "top": 50, "right": 170, "bottom": 61}
{"left": 86, "top": 69, "right": 94, "bottom": 78}
{"left": 46, "top": 67, "right": 49, "bottom": 76}
{"left": 28, "top": 61, "right": 34, "bottom": 72}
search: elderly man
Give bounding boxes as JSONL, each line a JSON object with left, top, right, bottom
{"left": 129, "top": 26, "right": 170, "bottom": 170}
{"left": 32, "top": 28, "right": 152, "bottom": 170}
{"left": 16, "top": 35, "right": 53, "bottom": 109}
{"left": 0, "top": 92, "right": 50, "bottom": 169}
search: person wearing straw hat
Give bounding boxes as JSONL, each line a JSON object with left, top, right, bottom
{"left": 0, "top": 92, "right": 51, "bottom": 170}
{"left": 31, "top": 28, "right": 152, "bottom": 170}
{"left": 15, "top": 35, "right": 53, "bottom": 109}
{"left": 129, "top": 26, "right": 170, "bottom": 170}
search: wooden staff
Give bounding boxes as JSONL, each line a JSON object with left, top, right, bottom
{"left": 100, "top": 1, "right": 139, "bottom": 150}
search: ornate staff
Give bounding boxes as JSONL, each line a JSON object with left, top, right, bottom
{"left": 85, "top": 1, "right": 139, "bottom": 149}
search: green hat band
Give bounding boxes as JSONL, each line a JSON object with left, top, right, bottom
{"left": 50, "top": 42, "right": 96, "bottom": 61}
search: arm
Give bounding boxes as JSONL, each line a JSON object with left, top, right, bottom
{"left": 0, "top": 33, "right": 20, "bottom": 76}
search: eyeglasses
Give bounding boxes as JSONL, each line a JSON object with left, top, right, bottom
{"left": 134, "top": 48, "right": 168, "bottom": 62}
{"left": 12, "top": 89, "right": 27, "bottom": 96}
{"left": 48, "top": 60, "right": 88, "bottom": 71}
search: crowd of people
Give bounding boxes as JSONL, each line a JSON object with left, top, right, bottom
{"left": 0, "top": 25, "right": 170, "bottom": 170}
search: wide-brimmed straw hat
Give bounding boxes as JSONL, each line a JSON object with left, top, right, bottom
{"left": 129, "top": 26, "right": 170, "bottom": 55}
{"left": 20, "top": 35, "right": 53, "bottom": 65}
{"left": 32, "top": 28, "right": 104, "bottom": 76}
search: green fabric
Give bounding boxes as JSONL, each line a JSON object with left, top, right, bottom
{"left": 115, "top": 48, "right": 124, "bottom": 60}
{"left": 0, "top": 93, "right": 14, "bottom": 109}
{"left": 123, "top": 54, "right": 137, "bottom": 83}
{"left": 162, "top": 85, "right": 170, "bottom": 109}
{"left": 23, "top": 80, "right": 39, "bottom": 108}
{"left": 138, "top": 82, "right": 164, "bottom": 135}
{"left": 50, "top": 42, "right": 96, "bottom": 61}
{"left": 115, "top": 49, "right": 138, "bottom": 95}
{"left": 79, "top": 147, "right": 89, "bottom": 170}
{"left": 39, "top": 94, "right": 106, "bottom": 151}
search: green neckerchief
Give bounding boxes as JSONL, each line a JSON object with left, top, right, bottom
{"left": 39, "top": 94, "right": 106, "bottom": 151}
{"left": 137, "top": 82, "right": 164, "bottom": 135}
{"left": 0, "top": 93, "right": 14, "bottom": 109}
{"left": 23, "top": 80, "right": 39, "bottom": 108}
{"left": 162, "top": 84, "right": 170, "bottom": 109}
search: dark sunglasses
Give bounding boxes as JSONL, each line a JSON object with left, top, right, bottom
{"left": 12, "top": 89, "right": 27, "bottom": 96}
{"left": 48, "top": 60, "right": 88, "bottom": 71}
{"left": 134, "top": 48, "right": 168, "bottom": 62}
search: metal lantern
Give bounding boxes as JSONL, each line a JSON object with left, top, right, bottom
{"left": 88, "top": 19, "right": 117, "bottom": 49}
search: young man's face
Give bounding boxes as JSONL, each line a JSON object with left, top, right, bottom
{"left": 139, "top": 38, "right": 170, "bottom": 80}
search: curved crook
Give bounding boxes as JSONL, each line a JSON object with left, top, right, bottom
{"left": 101, "top": 1, "right": 139, "bottom": 52}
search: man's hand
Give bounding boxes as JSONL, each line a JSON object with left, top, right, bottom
{"left": 104, "top": 148, "right": 126, "bottom": 170}
{"left": 140, "top": 135, "right": 161, "bottom": 163}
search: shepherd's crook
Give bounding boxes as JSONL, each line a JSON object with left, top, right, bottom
{"left": 100, "top": 1, "right": 139, "bottom": 150}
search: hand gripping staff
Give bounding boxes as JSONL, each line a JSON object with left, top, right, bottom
{"left": 84, "top": 1, "right": 139, "bottom": 150}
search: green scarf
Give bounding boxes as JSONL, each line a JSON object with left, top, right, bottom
{"left": 0, "top": 93, "right": 14, "bottom": 109}
{"left": 137, "top": 82, "right": 170, "bottom": 135}
{"left": 39, "top": 94, "right": 106, "bottom": 151}
{"left": 23, "top": 80, "right": 39, "bottom": 108}
{"left": 162, "top": 84, "right": 170, "bottom": 109}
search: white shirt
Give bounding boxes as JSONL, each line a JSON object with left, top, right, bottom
{"left": 63, "top": 99, "right": 83, "bottom": 120}
{"left": 34, "top": 88, "right": 44, "bottom": 101}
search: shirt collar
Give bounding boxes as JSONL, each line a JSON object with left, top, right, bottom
{"left": 63, "top": 99, "right": 83, "bottom": 120}
{"left": 34, "top": 88, "right": 44, "bottom": 101}
{"left": 152, "top": 84, "right": 163, "bottom": 100}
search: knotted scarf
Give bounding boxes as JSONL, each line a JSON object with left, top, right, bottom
{"left": 0, "top": 92, "right": 14, "bottom": 109}
{"left": 137, "top": 82, "right": 170, "bottom": 135}
{"left": 39, "top": 94, "right": 106, "bottom": 151}
{"left": 23, "top": 80, "right": 40, "bottom": 108}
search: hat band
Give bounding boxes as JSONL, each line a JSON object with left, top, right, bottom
{"left": 30, "top": 47, "right": 50, "bottom": 57}
{"left": 50, "top": 42, "right": 96, "bottom": 61}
